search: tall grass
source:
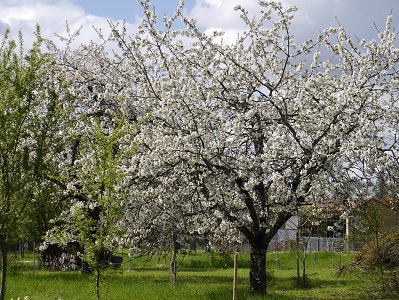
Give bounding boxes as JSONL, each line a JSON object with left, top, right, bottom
{"left": 5, "top": 251, "right": 394, "bottom": 300}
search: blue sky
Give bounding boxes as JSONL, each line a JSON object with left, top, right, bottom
{"left": 0, "top": 0, "right": 398, "bottom": 47}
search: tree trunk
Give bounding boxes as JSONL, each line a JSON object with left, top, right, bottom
{"left": 95, "top": 268, "right": 101, "bottom": 300}
{"left": 296, "top": 230, "right": 300, "bottom": 283}
{"left": 170, "top": 240, "right": 177, "bottom": 285}
{"left": 249, "top": 245, "right": 267, "bottom": 295}
{"left": 301, "top": 235, "right": 311, "bottom": 287}
{"left": 0, "top": 246, "right": 7, "bottom": 300}
{"left": 19, "top": 236, "right": 25, "bottom": 259}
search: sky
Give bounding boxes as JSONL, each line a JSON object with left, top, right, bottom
{"left": 1, "top": 0, "right": 398, "bottom": 47}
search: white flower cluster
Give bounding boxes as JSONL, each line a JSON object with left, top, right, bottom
{"left": 33, "top": 1, "right": 399, "bottom": 272}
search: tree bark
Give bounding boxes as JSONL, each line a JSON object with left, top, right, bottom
{"left": 170, "top": 236, "right": 178, "bottom": 285}
{"left": 19, "top": 236, "right": 25, "bottom": 259}
{"left": 95, "top": 268, "right": 101, "bottom": 300}
{"left": 0, "top": 246, "right": 7, "bottom": 300}
{"left": 170, "top": 248, "right": 177, "bottom": 285}
{"left": 249, "top": 245, "right": 267, "bottom": 295}
{"left": 296, "top": 230, "right": 300, "bottom": 282}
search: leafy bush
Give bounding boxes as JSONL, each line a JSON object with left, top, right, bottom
{"left": 352, "top": 231, "right": 399, "bottom": 271}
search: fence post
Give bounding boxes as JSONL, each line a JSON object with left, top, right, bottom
{"left": 233, "top": 254, "right": 238, "bottom": 300}
{"left": 33, "top": 241, "right": 37, "bottom": 274}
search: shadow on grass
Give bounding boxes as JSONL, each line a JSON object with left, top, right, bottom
{"left": 268, "top": 274, "right": 363, "bottom": 289}
{"left": 8, "top": 269, "right": 377, "bottom": 300}
{"left": 15, "top": 268, "right": 362, "bottom": 289}
{"left": 110, "top": 269, "right": 235, "bottom": 285}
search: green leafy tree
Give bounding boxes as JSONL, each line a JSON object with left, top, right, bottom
{"left": 41, "top": 27, "right": 140, "bottom": 299}
{"left": 45, "top": 112, "right": 136, "bottom": 300}
{"left": 0, "top": 27, "right": 65, "bottom": 300}
{"left": 22, "top": 181, "right": 60, "bottom": 247}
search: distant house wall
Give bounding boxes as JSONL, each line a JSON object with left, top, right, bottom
{"left": 270, "top": 200, "right": 399, "bottom": 253}
{"left": 268, "top": 216, "right": 298, "bottom": 252}
{"left": 270, "top": 215, "right": 348, "bottom": 252}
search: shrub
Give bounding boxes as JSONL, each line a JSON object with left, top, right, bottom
{"left": 352, "top": 231, "right": 399, "bottom": 271}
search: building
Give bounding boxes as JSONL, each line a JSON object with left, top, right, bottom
{"left": 270, "top": 196, "right": 399, "bottom": 253}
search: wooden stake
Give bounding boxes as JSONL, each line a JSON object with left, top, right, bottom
{"left": 233, "top": 254, "right": 238, "bottom": 300}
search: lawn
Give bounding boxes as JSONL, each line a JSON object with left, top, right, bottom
{"left": 5, "top": 250, "right": 396, "bottom": 300}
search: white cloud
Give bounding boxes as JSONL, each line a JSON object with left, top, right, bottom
{"left": 201, "top": 0, "right": 222, "bottom": 8}
{"left": 189, "top": 0, "right": 254, "bottom": 30}
{"left": 186, "top": 0, "right": 264, "bottom": 44}
{"left": 0, "top": 0, "right": 139, "bottom": 48}
{"left": 187, "top": 0, "right": 399, "bottom": 45}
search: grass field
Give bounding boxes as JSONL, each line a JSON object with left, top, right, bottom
{"left": 5, "top": 250, "right": 397, "bottom": 300}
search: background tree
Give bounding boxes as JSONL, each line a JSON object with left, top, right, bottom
{"left": 125, "top": 173, "right": 226, "bottom": 285}
{"left": 0, "top": 27, "right": 65, "bottom": 300}
{"left": 21, "top": 181, "right": 60, "bottom": 250}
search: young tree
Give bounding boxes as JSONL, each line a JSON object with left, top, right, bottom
{"left": 108, "top": 1, "right": 399, "bottom": 294}
{"left": 42, "top": 26, "right": 140, "bottom": 300}
{"left": 0, "top": 27, "right": 64, "bottom": 300}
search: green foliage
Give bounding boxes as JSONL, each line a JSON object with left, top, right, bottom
{"left": 0, "top": 26, "right": 67, "bottom": 300}
{"left": 21, "top": 182, "right": 60, "bottom": 244}
{"left": 352, "top": 231, "right": 399, "bottom": 271}
{"left": 341, "top": 231, "right": 399, "bottom": 296}
{"left": 0, "top": 25, "right": 64, "bottom": 241}
{"left": 0, "top": 29, "right": 32, "bottom": 243}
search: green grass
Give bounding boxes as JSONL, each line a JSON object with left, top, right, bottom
{"left": 5, "top": 251, "right": 397, "bottom": 300}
